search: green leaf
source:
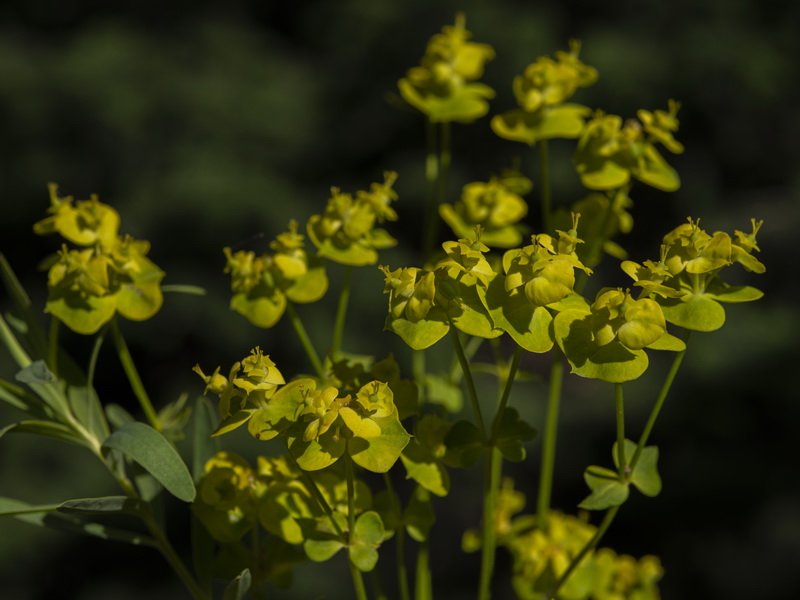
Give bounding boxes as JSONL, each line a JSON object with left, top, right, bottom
{"left": 192, "top": 396, "right": 219, "bottom": 480}
{"left": 448, "top": 282, "right": 502, "bottom": 339}
{"left": 0, "top": 420, "right": 86, "bottom": 447}
{"left": 15, "top": 360, "right": 56, "bottom": 384}
{"left": 385, "top": 308, "right": 450, "bottom": 350}
{"left": 484, "top": 276, "right": 554, "bottom": 353}
{"left": 212, "top": 409, "right": 255, "bottom": 437}
{"left": 704, "top": 281, "right": 764, "bottom": 303}
{"left": 348, "top": 412, "right": 411, "bottom": 473}
{"left": 404, "top": 486, "right": 435, "bottom": 542}
{"left": 493, "top": 408, "right": 537, "bottom": 463}
{"left": 444, "top": 420, "right": 484, "bottom": 468}
{"left": 422, "top": 373, "right": 462, "bottom": 413}
{"left": 658, "top": 293, "right": 726, "bottom": 332}
{"left": 646, "top": 332, "right": 686, "bottom": 352}
{"left": 349, "top": 511, "right": 384, "bottom": 572}
{"left": 222, "top": 569, "right": 252, "bottom": 600}
{"left": 284, "top": 260, "right": 328, "bottom": 304}
{"left": 579, "top": 466, "right": 629, "bottom": 510}
{"left": 554, "top": 310, "right": 649, "bottom": 382}
{"left": 491, "top": 105, "right": 589, "bottom": 145}
{"left": 0, "top": 379, "right": 52, "bottom": 417}
{"left": 290, "top": 428, "right": 347, "bottom": 471}
{"left": 102, "top": 422, "right": 196, "bottom": 502}
{"left": 230, "top": 284, "right": 287, "bottom": 328}
{"left": 632, "top": 144, "right": 680, "bottom": 192}
{"left": 247, "top": 378, "right": 309, "bottom": 441}
{"left": 46, "top": 289, "right": 117, "bottom": 335}
{"left": 613, "top": 439, "right": 662, "bottom": 497}
{"left": 400, "top": 438, "right": 451, "bottom": 498}
{"left": 160, "top": 284, "right": 207, "bottom": 295}
{"left": 58, "top": 496, "right": 144, "bottom": 516}
{"left": 0, "top": 496, "right": 156, "bottom": 547}
{"left": 115, "top": 263, "right": 165, "bottom": 321}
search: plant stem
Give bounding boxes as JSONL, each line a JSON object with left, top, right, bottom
{"left": 629, "top": 329, "right": 692, "bottom": 471}
{"left": 142, "top": 510, "right": 210, "bottom": 600}
{"left": 383, "top": 473, "right": 411, "bottom": 600}
{"left": 538, "top": 140, "right": 552, "bottom": 233}
{"left": 615, "top": 383, "right": 626, "bottom": 472}
{"left": 47, "top": 317, "right": 59, "bottom": 377}
{"left": 110, "top": 318, "right": 161, "bottom": 431}
{"left": 423, "top": 119, "right": 439, "bottom": 259}
{"left": 285, "top": 302, "right": 325, "bottom": 379}
{"left": 449, "top": 327, "right": 486, "bottom": 437}
{"left": 551, "top": 505, "right": 620, "bottom": 598}
{"left": 345, "top": 453, "right": 369, "bottom": 600}
{"left": 449, "top": 335, "right": 484, "bottom": 383}
{"left": 415, "top": 540, "right": 432, "bottom": 600}
{"left": 477, "top": 347, "right": 522, "bottom": 600}
{"left": 536, "top": 347, "right": 564, "bottom": 530}
{"left": 477, "top": 447, "right": 502, "bottom": 600}
{"left": 332, "top": 265, "right": 352, "bottom": 360}
{"left": 86, "top": 325, "right": 110, "bottom": 439}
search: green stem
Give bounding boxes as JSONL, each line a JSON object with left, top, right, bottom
{"left": 331, "top": 265, "right": 352, "bottom": 360}
{"left": 415, "top": 540, "right": 432, "bottom": 600}
{"left": 478, "top": 347, "right": 522, "bottom": 600}
{"left": 383, "top": 473, "right": 411, "bottom": 600}
{"left": 110, "top": 318, "right": 161, "bottom": 431}
{"left": 615, "top": 383, "right": 626, "bottom": 473}
{"left": 345, "top": 454, "right": 369, "bottom": 600}
{"left": 142, "top": 510, "right": 210, "bottom": 600}
{"left": 629, "top": 329, "right": 692, "bottom": 471}
{"left": 449, "top": 327, "right": 486, "bottom": 437}
{"left": 489, "top": 346, "right": 523, "bottom": 443}
{"left": 47, "top": 317, "right": 59, "bottom": 377}
{"left": 449, "top": 335, "right": 484, "bottom": 384}
{"left": 551, "top": 506, "right": 619, "bottom": 598}
{"left": 285, "top": 302, "right": 325, "bottom": 379}
{"left": 438, "top": 122, "right": 451, "bottom": 209}
{"left": 477, "top": 447, "right": 502, "bottom": 600}
{"left": 536, "top": 347, "right": 564, "bottom": 530}
{"left": 85, "top": 325, "right": 110, "bottom": 439}
{"left": 538, "top": 140, "right": 552, "bottom": 233}
{"left": 423, "top": 119, "right": 439, "bottom": 259}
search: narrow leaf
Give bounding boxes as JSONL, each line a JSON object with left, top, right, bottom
{"left": 222, "top": 568, "right": 252, "bottom": 600}
{"left": 59, "top": 496, "right": 144, "bottom": 516}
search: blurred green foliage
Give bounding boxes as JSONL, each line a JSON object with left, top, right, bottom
{"left": 1, "top": 0, "right": 799, "bottom": 598}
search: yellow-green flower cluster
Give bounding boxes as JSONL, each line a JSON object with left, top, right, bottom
{"left": 439, "top": 175, "right": 530, "bottom": 248}
{"left": 193, "top": 452, "right": 265, "bottom": 543}
{"left": 224, "top": 220, "right": 328, "bottom": 328}
{"left": 502, "top": 215, "right": 592, "bottom": 307}
{"left": 307, "top": 172, "right": 399, "bottom": 266}
{"left": 589, "top": 289, "right": 666, "bottom": 351}
{"left": 34, "top": 184, "right": 164, "bottom": 334}
{"left": 398, "top": 13, "right": 495, "bottom": 123}
{"left": 574, "top": 102, "right": 684, "bottom": 192}
{"left": 492, "top": 40, "right": 597, "bottom": 145}
{"left": 194, "top": 347, "right": 291, "bottom": 439}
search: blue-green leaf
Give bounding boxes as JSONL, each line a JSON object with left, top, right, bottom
{"left": 102, "top": 422, "right": 195, "bottom": 502}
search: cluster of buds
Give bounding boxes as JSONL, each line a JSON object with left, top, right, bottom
{"left": 574, "top": 101, "right": 684, "bottom": 192}
{"left": 398, "top": 13, "right": 495, "bottom": 123}
{"left": 34, "top": 184, "right": 164, "bottom": 334}
{"left": 492, "top": 41, "right": 597, "bottom": 145}
{"left": 224, "top": 219, "right": 328, "bottom": 328}
{"left": 306, "top": 172, "right": 399, "bottom": 266}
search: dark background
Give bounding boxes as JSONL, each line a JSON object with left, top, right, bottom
{"left": 1, "top": 1, "right": 799, "bottom": 598}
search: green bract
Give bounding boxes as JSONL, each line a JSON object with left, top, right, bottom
{"left": 398, "top": 13, "right": 495, "bottom": 123}
{"left": 492, "top": 40, "right": 596, "bottom": 146}
{"left": 225, "top": 220, "right": 328, "bottom": 328}
{"left": 307, "top": 173, "right": 398, "bottom": 266}
{"left": 34, "top": 185, "right": 165, "bottom": 334}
